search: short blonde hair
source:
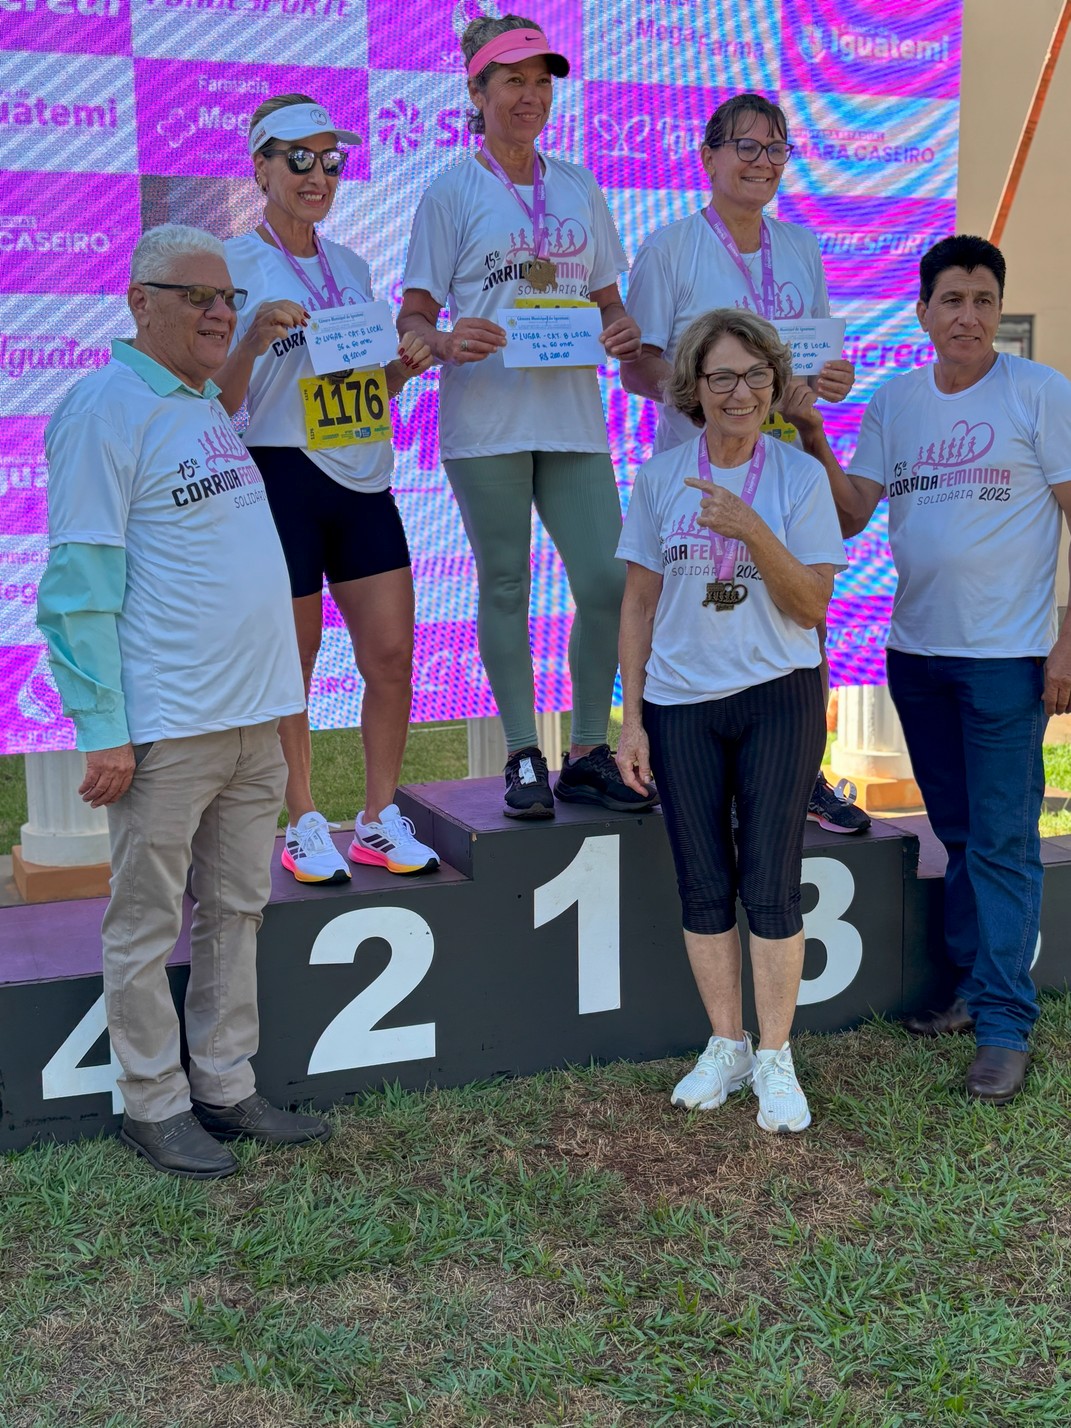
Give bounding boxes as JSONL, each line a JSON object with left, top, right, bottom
{"left": 666, "top": 309, "right": 792, "bottom": 426}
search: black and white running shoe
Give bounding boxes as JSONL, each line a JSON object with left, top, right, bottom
{"left": 807, "top": 774, "right": 871, "bottom": 835}
{"left": 554, "top": 743, "right": 657, "bottom": 812}
{"left": 503, "top": 746, "right": 555, "bottom": 819}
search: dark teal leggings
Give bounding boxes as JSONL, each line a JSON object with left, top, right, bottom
{"left": 444, "top": 451, "right": 625, "bottom": 752}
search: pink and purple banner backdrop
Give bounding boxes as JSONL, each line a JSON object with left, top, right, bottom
{"left": 0, "top": 0, "right": 962, "bottom": 753}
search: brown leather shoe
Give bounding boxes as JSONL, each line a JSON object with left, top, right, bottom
{"left": 966, "top": 1046, "right": 1030, "bottom": 1104}
{"left": 120, "top": 1111, "right": 239, "bottom": 1179}
{"left": 192, "top": 1093, "right": 332, "bottom": 1145}
{"left": 903, "top": 997, "right": 974, "bottom": 1037}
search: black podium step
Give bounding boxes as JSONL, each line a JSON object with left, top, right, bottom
{"left": 2, "top": 786, "right": 1069, "bottom": 1152}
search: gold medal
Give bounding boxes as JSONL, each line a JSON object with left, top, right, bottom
{"left": 528, "top": 258, "right": 558, "bottom": 292}
{"left": 702, "top": 579, "right": 748, "bottom": 612}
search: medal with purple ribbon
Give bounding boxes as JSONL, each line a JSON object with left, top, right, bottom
{"left": 262, "top": 221, "right": 363, "bottom": 310}
{"left": 697, "top": 433, "right": 765, "bottom": 611}
{"left": 481, "top": 146, "right": 557, "bottom": 292}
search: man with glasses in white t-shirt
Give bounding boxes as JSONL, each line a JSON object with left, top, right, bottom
{"left": 38, "top": 224, "right": 332, "bottom": 1176}
{"left": 789, "top": 234, "right": 1071, "bottom": 1105}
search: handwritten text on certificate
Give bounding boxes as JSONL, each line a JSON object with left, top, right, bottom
{"left": 772, "top": 318, "right": 847, "bottom": 375}
{"left": 305, "top": 301, "right": 398, "bottom": 376}
{"left": 498, "top": 307, "right": 604, "bottom": 368}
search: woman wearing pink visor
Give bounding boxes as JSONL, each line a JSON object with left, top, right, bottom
{"left": 400, "top": 14, "right": 656, "bottom": 821}
{"left": 216, "top": 94, "right": 440, "bottom": 885}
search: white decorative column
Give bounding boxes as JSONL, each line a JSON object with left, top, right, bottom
{"left": 13, "top": 751, "right": 112, "bottom": 903}
{"left": 466, "top": 711, "right": 563, "bottom": 778}
{"left": 831, "top": 685, "right": 923, "bottom": 814}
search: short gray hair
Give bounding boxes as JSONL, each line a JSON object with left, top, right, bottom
{"left": 666, "top": 308, "right": 792, "bottom": 426}
{"left": 130, "top": 224, "right": 227, "bottom": 284}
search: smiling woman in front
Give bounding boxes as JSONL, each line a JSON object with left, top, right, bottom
{"left": 615, "top": 309, "right": 846, "bottom": 1134}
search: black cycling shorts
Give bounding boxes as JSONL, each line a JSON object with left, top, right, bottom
{"left": 248, "top": 446, "right": 411, "bottom": 599}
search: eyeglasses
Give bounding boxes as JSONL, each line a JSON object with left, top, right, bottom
{"left": 263, "top": 146, "right": 347, "bottom": 176}
{"left": 700, "top": 364, "right": 775, "bottom": 394}
{"left": 142, "top": 282, "right": 248, "bottom": 311}
{"left": 713, "top": 137, "right": 793, "bottom": 165}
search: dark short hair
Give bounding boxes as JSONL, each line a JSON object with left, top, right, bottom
{"left": 703, "top": 93, "right": 787, "bottom": 151}
{"left": 919, "top": 235, "right": 1006, "bottom": 303}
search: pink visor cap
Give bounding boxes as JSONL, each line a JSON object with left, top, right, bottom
{"left": 467, "top": 28, "right": 570, "bottom": 78}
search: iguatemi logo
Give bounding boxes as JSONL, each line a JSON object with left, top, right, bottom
{"left": 0, "top": 89, "right": 119, "bottom": 131}
{"left": 888, "top": 420, "right": 1009, "bottom": 498}
{"left": 799, "top": 22, "right": 953, "bottom": 66}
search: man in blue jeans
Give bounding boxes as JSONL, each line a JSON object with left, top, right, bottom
{"left": 786, "top": 234, "right": 1071, "bottom": 1103}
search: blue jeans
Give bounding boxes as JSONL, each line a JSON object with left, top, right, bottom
{"left": 887, "top": 651, "right": 1045, "bottom": 1052}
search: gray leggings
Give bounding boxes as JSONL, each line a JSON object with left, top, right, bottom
{"left": 444, "top": 450, "right": 625, "bottom": 752}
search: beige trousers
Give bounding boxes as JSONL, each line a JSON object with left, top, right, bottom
{"left": 102, "top": 721, "right": 287, "bottom": 1121}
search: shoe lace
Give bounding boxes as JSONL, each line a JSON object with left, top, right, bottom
{"left": 584, "top": 744, "right": 618, "bottom": 779}
{"left": 697, "top": 1038, "right": 740, "bottom": 1075}
{"left": 296, "top": 817, "right": 334, "bottom": 855}
{"left": 757, "top": 1046, "right": 800, "bottom": 1098}
{"left": 378, "top": 810, "right": 417, "bottom": 844}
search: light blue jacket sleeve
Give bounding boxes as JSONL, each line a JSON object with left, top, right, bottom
{"left": 37, "top": 542, "right": 129, "bottom": 752}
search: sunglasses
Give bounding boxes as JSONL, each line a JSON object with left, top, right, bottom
{"left": 142, "top": 282, "right": 248, "bottom": 311}
{"left": 263, "top": 146, "right": 348, "bottom": 176}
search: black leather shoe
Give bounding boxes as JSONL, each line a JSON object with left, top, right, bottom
{"left": 966, "top": 1046, "right": 1030, "bottom": 1104}
{"left": 903, "top": 997, "right": 975, "bottom": 1037}
{"left": 120, "top": 1111, "right": 239, "bottom": 1179}
{"left": 192, "top": 1093, "right": 332, "bottom": 1145}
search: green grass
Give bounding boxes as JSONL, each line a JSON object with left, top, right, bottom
{"left": 2, "top": 727, "right": 1069, "bottom": 856}
{"left": 3, "top": 1003, "right": 1071, "bottom": 1425}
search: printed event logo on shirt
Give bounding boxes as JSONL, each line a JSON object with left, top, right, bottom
{"left": 888, "top": 418, "right": 1009, "bottom": 500}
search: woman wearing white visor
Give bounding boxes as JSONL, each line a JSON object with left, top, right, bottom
{"left": 217, "top": 95, "right": 440, "bottom": 884}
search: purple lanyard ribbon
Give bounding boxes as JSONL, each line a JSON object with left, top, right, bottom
{"left": 703, "top": 206, "right": 775, "bottom": 319}
{"left": 697, "top": 433, "right": 765, "bottom": 580}
{"left": 262, "top": 221, "right": 348, "bottom": 309}
{"left": 480, "top": 146, "right": 549, "bottom": 260}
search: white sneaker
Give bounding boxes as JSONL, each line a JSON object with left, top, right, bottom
{"left": 751, "top": 1042, "right": 812, "bottom": 1133}
{"left": 282, "top": 811, "right": 351, "bottom": 885}
{"left": 671, "top": 1034, "right": 755, "bottom": 1110}
{"left": 349, "top": 804, "right": 440, "bottom": 875}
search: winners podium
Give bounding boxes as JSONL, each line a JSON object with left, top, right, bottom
{"left": 3, "top": 779, "right": 1071, "bottom": 1152}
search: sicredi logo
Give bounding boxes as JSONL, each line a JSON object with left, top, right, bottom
{"left": 0, "top": 214, "right": 111, "bottom": 255}
{"left": 375, "top": 96, "right": 576, "bottom": 156}
{"left": 799, "top": 23, "right": 952, "bottom": 67}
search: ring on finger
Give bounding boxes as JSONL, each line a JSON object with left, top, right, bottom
{"left": 460, "top": 339, "right": 469, "bottom": 352}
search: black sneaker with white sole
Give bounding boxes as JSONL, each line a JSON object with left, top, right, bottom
{"left": 554, "top": 743, "right": 658, "bottom": 812}
{"left": 807, "top": 774, "right": 871, "bottom": 834}
{"left": 503, "top": 745, "right": 555, "bottom": 819}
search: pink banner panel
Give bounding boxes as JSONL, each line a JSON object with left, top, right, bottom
{"left": 781, "top": 0, "right": 962, "bottom": 99}
{"left": 0, "top": 172, "right": 141, "bottom": 294}
{"left": 367, "top": 0, "right": 584, "bottom": 78}
{"left": 0, "top": 0, "right": 132, "bottom": 58}
{"left": 0, "top": 418, "right": 49, "bottom": 535}
{"left": 134, "top": 58, "right": 369, "bottom": 178}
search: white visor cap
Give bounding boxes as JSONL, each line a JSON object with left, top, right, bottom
{"left": 248, "top": 102, "right": 361, "bottom": 156}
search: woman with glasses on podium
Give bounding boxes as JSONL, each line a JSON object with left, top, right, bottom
{"left": 217, "top": 93, "right": 440, "bottom": 885}
{"left": 398, "top": 13, "right": 656, "bottom": 822}
{"left": 622, "top": 92, "right": 867, "bottom": 835}
{"left": 615, "top": 309, "right": 845, "bottom": 1134}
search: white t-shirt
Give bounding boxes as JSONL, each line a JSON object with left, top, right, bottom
{"left": 851, "top": 355, "right": 1071, "bottom": 658}
{"left": 402, "top": 153, "right": 627, "bottom": 461}
{"left": 45, "top": 341, "right": 305, "bottom": 744}
{"left": 225, "top": 232, "right": 393, "bottom": 493}
{"left": 627, "top": 210, "right": 830, "bottom": 453}
{"left": 617, "top": 433, "right": 846, "bottom": 704}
